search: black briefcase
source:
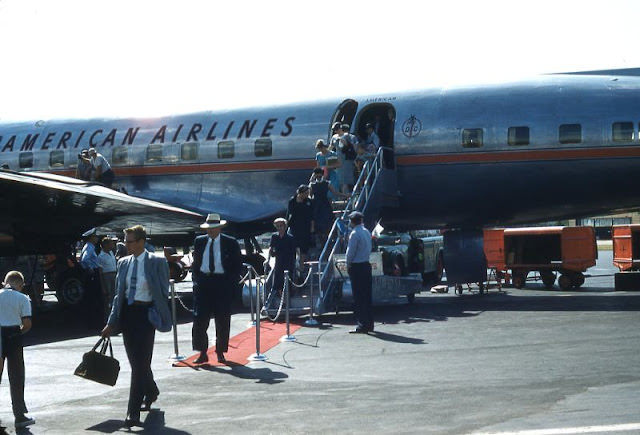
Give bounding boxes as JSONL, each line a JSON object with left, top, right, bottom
{"left": 74, "top": 337, "right": 120, "bottom": 386}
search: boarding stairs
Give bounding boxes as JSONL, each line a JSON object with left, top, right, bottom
{"left": 261, "top": 147, "right": 400, "bottom": 318}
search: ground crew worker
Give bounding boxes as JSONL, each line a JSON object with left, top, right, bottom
{"left": 346, "top": 211, "right": 374, "bottom": 334}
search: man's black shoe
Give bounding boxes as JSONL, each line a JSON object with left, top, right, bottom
{"left": 140, "top": 395, "right": 157, "bottom": 412}
{"left": 124, "top": 417, "right": 142, "bottom": 428}
{"left": 349, "top": 328, "right": 367, "bottom": 334}
{"left": 193, "top": 352, "right": 209, "bottom": 364}
{"left": 216, "top": 351, "right": 226, "bottom": 363}
{"left": 15, "top": 415, "right": 35, "bottom": 428}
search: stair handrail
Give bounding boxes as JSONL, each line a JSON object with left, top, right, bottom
{"left": 316, "top": 147, "right": 388, "bottom": 307}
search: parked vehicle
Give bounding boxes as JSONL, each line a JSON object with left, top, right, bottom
{"left": 373, "top": 230, "right": 444, "bottom": 283}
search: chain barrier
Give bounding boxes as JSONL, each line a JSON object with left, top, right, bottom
{"left": 286, "top": 266, "right": 313, "bottom": 288}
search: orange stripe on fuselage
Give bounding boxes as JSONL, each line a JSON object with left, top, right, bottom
{"left": 395, "top": 145, "right": 640, "bottom": 165}
{"left": 51, "top": 145, "right": 640, "bottom": 178}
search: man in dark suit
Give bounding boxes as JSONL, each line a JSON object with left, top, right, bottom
{"left": 191, "top": 213, "right": 242, "bottom": 364}
{"left": 101, "top": 225, "right": 172, "bottom": 428}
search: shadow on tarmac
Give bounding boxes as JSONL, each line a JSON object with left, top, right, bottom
{"left": 86, "top": 410, "right": 190, "bottom": 434}
{"left": 176, "top": 362, "right": 288, "bottom": 385}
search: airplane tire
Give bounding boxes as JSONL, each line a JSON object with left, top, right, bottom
{"left": 407, "top": 293, "right": 415, "bottom": 303}
{"left": 56, "top": 276, "right": 84, "bottom": 305}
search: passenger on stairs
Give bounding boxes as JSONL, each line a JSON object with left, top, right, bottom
{"left": 315, "top": 139, "right": 340, "bottom": 197}
{"left": 309, "top": 168, "right": 349, "bottom": 248}
{"left": 286, "top": 185, "right": 315, "bottom": 283}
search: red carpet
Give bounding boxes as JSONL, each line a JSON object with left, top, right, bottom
{"left": 173, "top": 322, "right": 302, "bottom": 367}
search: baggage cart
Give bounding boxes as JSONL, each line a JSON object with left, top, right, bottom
{"left": 484, "top": 226, "right": 597, "bottom": 290}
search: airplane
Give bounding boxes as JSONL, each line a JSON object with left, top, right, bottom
{"left": 2, "top": 67, "right": 640, "bottom": 285}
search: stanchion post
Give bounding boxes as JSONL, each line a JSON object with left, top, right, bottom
{"left": 168, "top": 279, "right": 186, "bottom": 362}
{"left": 280, "top": 269, "right": 296, "bottom": 342}
{"left": 305, "top": 260, "right": 319, "bottom": 326}
{"left": 245, "top": 263, "right": 256, "bottom": 328}
{"left": 248, "top": 264, "right": 267, "bottom": 361}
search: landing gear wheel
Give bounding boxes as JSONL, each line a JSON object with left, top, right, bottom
{"left": 558, "top": 274, "right": 572, "bottom": 290}
{"left": 478, "top": 282, "right": 485, "bottom": 295}
{"left": 540, "top": 271, "right": 556, "bottom": 289}
{"left": 455, "top": 284, "right": 463, "bottom": 295}
{"left": 407, "top": 293, "right": 415, "bottom": 303}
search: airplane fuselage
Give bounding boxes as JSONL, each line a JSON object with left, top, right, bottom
{"left": 2, "top": 73, "right": 640, "bottom": 234}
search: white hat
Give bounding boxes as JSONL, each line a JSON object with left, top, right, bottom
{"left": 82, "top": 228, "right": 97, "bottom": 238}
{"left": 200, "top": 213, "right": 227, "bottom": 229}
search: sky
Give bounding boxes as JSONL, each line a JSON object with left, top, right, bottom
{"left": 0, "top": 0, "right": 638, "bottom": 121}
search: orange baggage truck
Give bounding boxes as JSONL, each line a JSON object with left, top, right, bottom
{"left": 612, "top": 224, "right": 640, "bottom": 271}
{"left": 484, "top": 226, "right": 597, "bottom": 290}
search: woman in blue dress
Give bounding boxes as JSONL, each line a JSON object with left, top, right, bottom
{"left": 314, "top": 139, "right": 340, "bottom": 196}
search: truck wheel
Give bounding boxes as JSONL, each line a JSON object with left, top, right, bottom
{"left": 168, "top": 262, "right": 184, "bottom": 282}
{"left": 571, "top": 273, "right": 585, "bottom": 288}
{"left": 512, "top": 270, "right": 527, "bottom": 289}
{"left": 540, "top": 271, "right": 556, "bottom": 288}
{"left": 56, "top": 277, "right": 84, "bottom": 305}
{"left": 558, "top": 274, "right": 572, "bottom": 290}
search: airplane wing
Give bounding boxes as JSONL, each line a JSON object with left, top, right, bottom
{"left": 0, "top": 170, "right": 204, "bottom": 255}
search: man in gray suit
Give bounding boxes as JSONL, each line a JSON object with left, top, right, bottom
{"left": 102, "top": 225, "right": 171, "bottom": 428}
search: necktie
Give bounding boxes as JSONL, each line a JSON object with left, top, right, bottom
{"left": 128, "top": 258, "right": 138, "bottom": 305}
{"left": 209, "top": 239, "right": 215, "bottom": 272}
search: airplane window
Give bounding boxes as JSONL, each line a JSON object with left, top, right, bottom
{"left": 218, "top": 141, "right": 235, "bottom": 159}
{"left": 49, "top": 150, "right": 65, "bottom": 168}
{"left": 146, "top": 144, "right": 163, "bottom": 162}
{"left": 612, "top": 122, "right": 634, "bottom": 142}
{"left": 112, "top": 146, "right": 129, "bottom": 165}
{"left": 19, "top": 152, "right": 33, "bottom": 168}
{"left": 255, "top": 138, "right": 272, "bottom": 157}
{"left": 508, "top": 126, "right": 530, "bottom": 146}
{"left": 181, "top": 142, "right": 199, "bottom": 161}
{"left": 559, "top": 124, "right": 582, "bottom": 144}
{"left": 462, "top": 129, "right": 483, "bottom": 148}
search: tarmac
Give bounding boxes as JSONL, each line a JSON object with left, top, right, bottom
{"left": 1, "top": 250, "right": 639, "bottom": 435}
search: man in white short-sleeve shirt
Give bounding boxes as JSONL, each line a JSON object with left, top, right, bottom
{"left": 0, "top": 270, "right": 35, "bottom": 429}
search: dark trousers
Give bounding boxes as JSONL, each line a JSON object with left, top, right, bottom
{"left": 121, "top": 304, "right": 158, "bottom": 419}
{"left": 192, "top": 274, "right": 232, "bottom": 353}
{"left": 83, "top": 270, "right": 105, "bottom": 329}
{"left": 271, "top": 261, "right": 294, "bottom": 294}
{"left": 1, "top": 326, "right": 27, "bottom": 418}
{"left": 348, "top": 262, "right": 374, "bottom": 330}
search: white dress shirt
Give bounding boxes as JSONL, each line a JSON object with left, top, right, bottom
{"left": 201, "top": 236, "right": 225, "bottom": 274}
{"left": 125, "top": 251, "right": 152, "bottom": 302}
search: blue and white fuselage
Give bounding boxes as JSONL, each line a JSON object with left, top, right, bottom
{"left": 2, "top": 71, "right": 640, "bottom": 236}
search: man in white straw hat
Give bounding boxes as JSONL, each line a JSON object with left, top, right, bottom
{"left": 191, "top": 213, "right": 242, "bottom": 364}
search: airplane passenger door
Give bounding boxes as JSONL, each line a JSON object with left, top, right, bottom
{"left": 329, "top": 99, "right": 358, "bottom": 141}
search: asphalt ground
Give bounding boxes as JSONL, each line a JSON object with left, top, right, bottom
{"left": 1, "top": 250, "right": 639, "bottom": 434}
